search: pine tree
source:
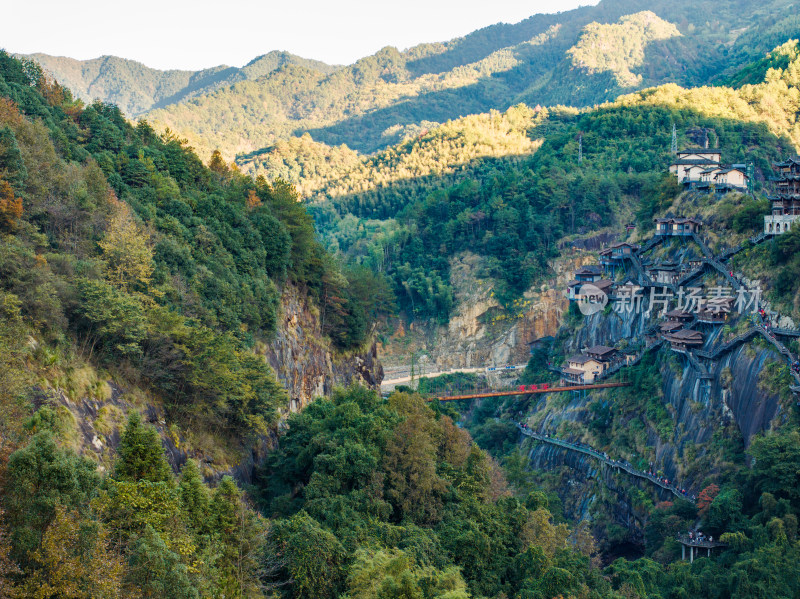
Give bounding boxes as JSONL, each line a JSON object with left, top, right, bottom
{"left": 98, "top": 195, "right": 154, "bottom": 292}
{"left": 178, "top": 460, "right": 209, "bottom": 533}
{"left": 114, "top": 413, "right": 172, "bottom": 484}
{"left": 126, "top": 526, "right": 198, "bottom": 599}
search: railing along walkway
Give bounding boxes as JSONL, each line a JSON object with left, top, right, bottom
{"left": 516, "top": 424, "right": 694, "bottom": 503}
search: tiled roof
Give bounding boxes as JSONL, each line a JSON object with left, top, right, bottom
{"left": 585, "top": 345, "right": 616, "bottom": 357}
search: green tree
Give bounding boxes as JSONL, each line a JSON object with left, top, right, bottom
{"left": 266, "top": 512, "right": 345, "bottom": 599}
{"left": 126, "top": 526, "right": 198, "bottom": 599}
{"left": 4, "top": 432, "right": 99, "bottom": 564}
{"left": 114, "top": 412, "right": 172, "bottom": 484}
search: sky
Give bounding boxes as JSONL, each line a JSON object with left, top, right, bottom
{"left": 2, "top": 0, "right": 600, "bottom": 71}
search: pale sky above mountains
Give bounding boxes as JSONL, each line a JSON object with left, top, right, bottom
{"left": 3, "top": 0, "right": 600, "bottom": 70}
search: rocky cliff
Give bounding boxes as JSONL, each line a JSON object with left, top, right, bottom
{"left": 521, "top": 277, "right": 792, "bottom": 554}
{"left": 380, "top": 251, "right": 584, "bottom": 375}
{"left": 50, "top": 282, "right": 383, "bottom": 482}
{"left": 262, "top": 284, "right": 383, "bottom": 412}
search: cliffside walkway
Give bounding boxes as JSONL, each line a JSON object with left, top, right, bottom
{"left": 516, "top": 424, "right": 695, "bottom": 503}
{"left": 691, "top": 325, "right": 800, "bottom": 386}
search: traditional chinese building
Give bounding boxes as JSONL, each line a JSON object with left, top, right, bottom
{"left": 567, "top": 278, "right": 613, "bottom": 301}
{"left": 664, "top": 309, "right": 693, "bottom": 323}
{"left": 654, "top": 217, "right": 703, "bottom": 237}
{"left": 561, "top": 346, "right": 618, "bottom": 384}
{"left": 670, "top": 149, "right": 721, "bottom": 182}
{"left": 670, "top": 148, "right": 748, "bottom": 192}
{"left": 697, "top": 297, "right": 734, "bottom": 324}
{"left": 563, "top": 355, "right": 604, "bottom": 384}
{"left": 664, "top": 329, "right": 704, "bottom": 351}
{"left": 599, "top": 242, "right": 639, "bottom": 267}
{"left": 647, "top": 261, "right": 680, "bottom": 285}
{"left": 585, "top": 345, "right": 617, "bottom": 363}
{"left": 574, "top": 265, "right": 602, "bottom": 282}
{"left": 765, "top": 156, "right": 800, "bottom": 234}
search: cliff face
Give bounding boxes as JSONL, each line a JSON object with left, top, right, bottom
{"left": 51, "top": 283, "right": 382, "bottom": 481}
{"left": 262, "top": 284, "right": 383, "bottom": 412}
{"left": 523, "top": 299, "right": 790, "bottom": 552}
{"left": 380, "top": 251, "right": 581, "bottom": 374}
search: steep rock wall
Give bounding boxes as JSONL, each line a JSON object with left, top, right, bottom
{"left": 524, "top": 303, "right": 788, "bottom": 549}
{"left": 263, "top": 284, "right": 382, "bottom": 411}
{"left": 52, "top": 283, "right": 382, "bottom": 482}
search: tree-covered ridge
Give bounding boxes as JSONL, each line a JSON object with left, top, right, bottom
{"left": 24, "top": 51, "right": 339, "bottom": 118}
{"left": 0, "top": 50, "right": 391, "bottom": 453}
{"left": 127, "top": 0, "right": 800, "bottom": 158}
{"left": 238, "top": 105, "right": 540, "bottom": 200}
{"left": 567, "top": 11, "right": 681, "bottom": 87}
{"left": 613, "top": 39, "right": 800, "bottom": 149}
{"left": 256, "top": 386, "right": 608, "bottom": 599}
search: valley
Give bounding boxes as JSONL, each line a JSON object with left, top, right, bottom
{"left": 4, "top": 0, "right": 800, "bottom": 596}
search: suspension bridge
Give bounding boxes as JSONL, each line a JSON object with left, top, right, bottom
{"left": 427, "top": 380, "right": 630, "bottom": 401}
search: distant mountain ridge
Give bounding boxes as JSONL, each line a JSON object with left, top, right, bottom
{"left": 20, "top": 0, "right": 800, "bottom": 158}
{"left": 22, "top": 51, "right": 339, "bottom": 117}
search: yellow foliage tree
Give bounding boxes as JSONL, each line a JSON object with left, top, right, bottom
{"left": 0, "top": 180, "right": 23, "bottom": 233}
{"left": 521, "top": 508, "right": 570, "bottom": 558}
{"left": 245, "top": 189, "right": 262, "bottom": 210}
{"left": 98, "top": 195, "right": 154, "bottom": 293}
{"left": 21, "top": 507, "right": 124, "bottom": 599}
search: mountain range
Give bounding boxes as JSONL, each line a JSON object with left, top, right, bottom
{"left": 23, "top": 0, "right": 800, "bottom": 159}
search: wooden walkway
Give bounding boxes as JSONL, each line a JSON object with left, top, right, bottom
{"left": 516, "top": 424, "right": 695, "bottom": 503}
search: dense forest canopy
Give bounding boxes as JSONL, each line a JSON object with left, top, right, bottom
{"left": 0, "top": 50, "right": 394, "bottom": 452}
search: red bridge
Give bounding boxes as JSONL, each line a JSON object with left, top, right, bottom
{"left": 429, "top": 381, "right": 630, "bottom": 401}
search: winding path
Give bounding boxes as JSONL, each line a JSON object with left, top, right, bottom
{"left": 516, "top": 424, "right": 695, "bottom": 503}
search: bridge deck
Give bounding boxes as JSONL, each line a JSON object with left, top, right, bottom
{"left": 430, "top": 381, "right": 630, "bottom": 401}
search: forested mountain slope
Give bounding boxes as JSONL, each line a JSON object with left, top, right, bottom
{"left": 0, "top": 49, "right": 393, "bottom": 472}
{"left": 294, "top": 39, "right": 800, "bottom": 331}
{"left": 22, "top": 51, "right": 339, "bottom": 118}
{"left": 139, "top": 0, "right": 800, "bottom": 157}
{"left": 22, "top": 0, "right": 800, "bottom": 160}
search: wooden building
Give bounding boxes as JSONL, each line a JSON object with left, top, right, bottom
{"left": 664, "top": 310, "right": 693, "bottom": 323}
{"left": 654, "top": 217, "right": 703, "bottom": 237}
{"left": 697, "top": 298, "right": 734, "bottom": 324}
{"left": 574, "top": 265, "right": 602, "bottom": 282}
{"left": 765, "top": 156, "right": 800, "bottom": 234}
{"left": 567, "top": 278, "right": 613, "bottom": 301}
{"left": 647, "top": 261, "right": 680, "bottom": 285}
{"left": 599, "top": 242, "right": 640, "bottom": 266}
{"left": 664, "top": 329, "right": 704, "bottom": 351}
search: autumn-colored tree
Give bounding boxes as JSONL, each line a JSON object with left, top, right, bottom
{"left": 208, "top": 150, "right": 228, "bottom": 175}
{"left": 98, "top": 195, "right": 154, "bottom": 292}
{"left": 521, "top": 509, "right": 570, "bottom": 558}
{"left": 245, "top": 189, "right": 262, "bottom": 210}
{"left": 384, "top": 393, "right": 446, "bottom": 524}
{"left": 21, "top": 507, "right": 124, "bottom": 599}
{"left": 697, "top": 484, "right": 720, "bottom": 516}
{"left": 0, "top": 180, "right": 22, "bottom": 233}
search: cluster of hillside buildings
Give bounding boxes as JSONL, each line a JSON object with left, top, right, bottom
{"left": 552, "top": 150, "right": 800, "bottom": 385}
{"left": 671, "top": 147, "right": 800, "bottom": 235}
{"left": 669, "top": 148, "right": 749, "bottom": 192}
{"left": 765, "top": 156, "right": 800, "bottom": 234}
